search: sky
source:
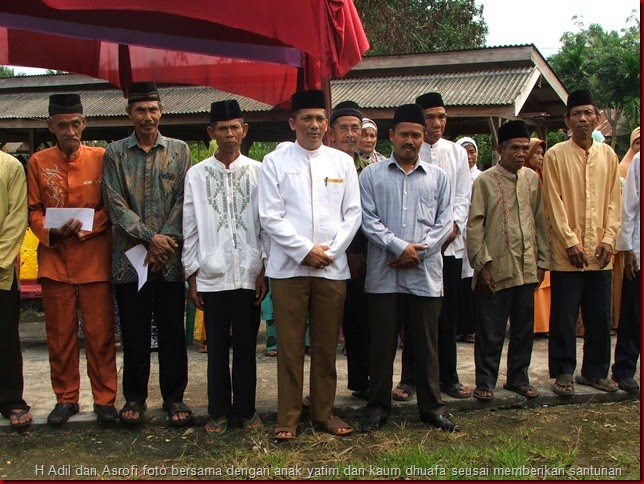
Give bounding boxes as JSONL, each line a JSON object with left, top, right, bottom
{"left": 8, "top": 0, "right": 641, "bottom": 74}
{"left": 477, "top": 0, "right": 640, "bottom": 58}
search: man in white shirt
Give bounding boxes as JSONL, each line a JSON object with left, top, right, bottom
{"left": 612, "top": 152, "right": 640, "bottom": 393}
{"left": 183, "top": 100, "right": 267, "bottom": 434}
{"left": 396, "top": 92, "right": 472, "bottom": 401}
{"left": 258, "top": 90, "right": 362, "bottom": 439}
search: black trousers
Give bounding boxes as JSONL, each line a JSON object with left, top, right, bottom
{"left": 612, "top": 270, "right": 640, "bottom": 379}
{"left": 203, "top": 289, "right": 260, "bottom": 420}
{"left": 548, "top": 271, "right": 612, "bottom": 379}
{"left": 0, "top": 276, "right": 29, "bottom": 416}
{"left": 342, "top": 277, "right": 370, "bottom": 392}
{"left": 115, "top": 280, "right": 187, "bottom": 404}
{"left": 457, "top": 276, "right": 477, "bottom": 336}
{"left": 474, "top": 283, "right": 536, "bottom": 389}
{"left": 400, "top": 256, "right": 463, "bottom": 388}
{"left": 366, "top": 293, "right": 444, "bottom": 419}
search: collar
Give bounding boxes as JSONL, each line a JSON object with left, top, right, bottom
{"left": 126, "top": 131, "right": 167, "bottom": 150}
{"left": 494, "top": 163, "right": 521, "bottom": 179}
{"left": 55, "top": 144, "right": 82, "bottom": 162}
{"left": 387, "top": 155, "right": 427, "bottom": 174}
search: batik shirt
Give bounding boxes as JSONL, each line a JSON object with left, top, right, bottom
{"left": 467, "top": 164, "right": 550, "bottom": 291}
{"left": 182, "top": 154, "right": 266, "bottom": 292}
{"left": 102, "top": 132, "right": 191, "bottom": 284}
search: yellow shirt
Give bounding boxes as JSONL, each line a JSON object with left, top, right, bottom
{"left": 0, "top": 151, "right": 28, "bottom": 290}
{"left": 542, "top": 139, "right": 621, "bottom": 271}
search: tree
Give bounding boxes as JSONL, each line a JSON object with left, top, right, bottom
{"left": 548, "top": 13, "right": 640, "bottom": 152}
{"left": 354, "top": 0, "right": 487, "bottom": 55}
{"left": 0, "top": 65, "right": 15, "bottom": 78}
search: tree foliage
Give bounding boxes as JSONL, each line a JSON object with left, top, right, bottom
{"left": 548, "top": 13, "right": 640, "bottom": 151}
{"left": 354, "top": 0, "right": 488, "bottom": 55}
{"left": 0, "top": 65, "right": 15, "bottom": 78}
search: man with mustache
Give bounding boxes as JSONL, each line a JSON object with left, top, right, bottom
{"left": 258, "top": 90, "right": 361, "bottom": 439}
{"left": 543, "top": 89, "right": 621, "bottom": 396}
{"left": 359, "top": 103, "right": 458, "bottom": 433}
{"left": 393, "top": 92, "right": 472, "bottom": 403}
{"left": 27, "top": 94, "right": 118, "bottom": 425}
{"left": 102, "top": 83, "right": 193, "bottom": 426}
{"left": 466, "top": 120, "right": 550, "bottom": 401}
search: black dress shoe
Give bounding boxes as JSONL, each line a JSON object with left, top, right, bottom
{"left": 47, "top": 403, "right": 79, "bottom": 425}
{"left": 361, "top": 415, "right": 387, "bottom": 432}
{"left": 421, "top": 414, "right": 460, "bottom": 433}
{"left": 94, "top": 404, "right": 118, "bottom": 423}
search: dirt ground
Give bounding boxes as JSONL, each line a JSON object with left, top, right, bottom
{"left": 1, "top": 400, "right": 639, "bottom": 480}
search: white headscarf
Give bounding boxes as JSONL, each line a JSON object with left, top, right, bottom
{"left": 456, "top": 136, "right": 477, "bottom": 152}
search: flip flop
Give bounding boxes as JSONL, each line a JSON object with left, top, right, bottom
{"left": 553, "top": 374, "right": 574, "bottom": 396}
{"left": 7, "top": 408, "right": 33, "bottom": 429}
{"left": 204, "top": 417, "right": 228, "bottom": 434}
{"left": 241, "top": 412, "right": 263, "bottom": 431}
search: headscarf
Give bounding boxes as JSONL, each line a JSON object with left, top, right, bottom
{"left": 455, "top": 136, "right": 477, "bottom": 152}
{"left": 619, "top": 126, "right": 640, "bottom": 179}
{"left": 524, "top": 137, "right": 546, "bottom": 180}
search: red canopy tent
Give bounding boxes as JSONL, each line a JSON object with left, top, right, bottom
{"left": 0, "top": 0, "right": 368, "bottom": 106}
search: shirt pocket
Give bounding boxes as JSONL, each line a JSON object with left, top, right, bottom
{"left": 199, "top": 246, "right": 227, "bottom": 278}
{"left": 417, "top": 195, "right": 437, "bottom": 226}
{"left": 80, "top": 179, "right": 102, "bottom": 205}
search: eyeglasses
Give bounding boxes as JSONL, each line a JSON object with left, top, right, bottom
{"left": 335, "top": 124, "right": 362, "bottom": 133}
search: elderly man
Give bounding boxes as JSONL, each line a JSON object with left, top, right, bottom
{"left": 394, "top": 92, "right": 472, "bottom": 402}
{"left": 0, "top": 151, "right": 31, "bottom": 429}
{"left": 329, "top": 101, "right": 370, "bottom": 400}
{"left": 102, "top": 83, "right": 193, "bottom": 426}
{"left": 258, "top": 90, "right": 361, "bottom": 439}
{"left": 360, "top": 103, "right": 458, "bottom": 433}
{"left": 611, "top": 152, "right": 640, "bottom": 393}
{"left": 356, "top": 118, "right": 387, "bottom": 164}
{"left": 467, "top": 120, "right": 550, "bottom": 400}
{"left": 28, "top": 94, "right": 117, "bottom": 425}
{"left": 183, "top": 100, "right": 267, "bottom": 433}
{"left": 543, "top": 90, "right": 621, "bottom": 396}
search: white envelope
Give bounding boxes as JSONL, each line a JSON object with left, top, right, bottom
{"left": 44, "top": 207, "right": 94, "bottom": 231}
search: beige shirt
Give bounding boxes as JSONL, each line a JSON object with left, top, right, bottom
{"left": 0, "top": 152, "right": 27, "bottom": 290}
{"left": 467, "top": 164, "right": 550, "bottom": 291}
{"left": 542, "top": 139, "right": 621, "bottom": 271}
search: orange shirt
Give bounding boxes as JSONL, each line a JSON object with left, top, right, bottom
{"left": 27, "top": 145, "right": 111, "bottom": 284}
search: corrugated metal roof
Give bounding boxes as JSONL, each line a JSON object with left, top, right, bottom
{"left": 331, "top": 67, "right": 534, "bottom": 108}
{"left": 0, "top": 85, "right": 275, "bottom": 120}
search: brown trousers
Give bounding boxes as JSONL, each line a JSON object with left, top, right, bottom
{"left": 271, "top": 277, "right": 346, "bottom": 426}
{"left": 41, "top": 279, "right": 117, "bottom": 406}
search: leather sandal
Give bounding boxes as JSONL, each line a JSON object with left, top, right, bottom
{"left": 319, "top": 416, "right": 353, "bottom": 436}
{"left": 503, "top": 384, "right": 539, "bottom": 399}
{"left": 163, "top": 401, "right": 194, "bottom": 427}
{"left": 575, "top": 374, "right": 618, "bottom": 393}
{"left": 274, "top": 425, "right": 297, "bottom": 440}
{"left": 473, "top": 387, "right": 494, "bottom": 400}
{"left": 119, "top": 401, "right": 146, "bottom": 425}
